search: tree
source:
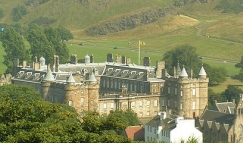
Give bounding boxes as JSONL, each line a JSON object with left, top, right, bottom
{"left": 57, "top": 26, "right": 73, "bottom": 43}
{"left": 235, "top": 56, "right": 243, "bottom": 69}
{"left": 103, "top": 110, "right": 129, "bottom": 131}
{"left": 0, "top": 8, "right": 4, "bottom": 18}
{"left": 1, "top": 28, "right": 29, "bottom": 74}
{"left": 81, "top": 111, "right": 103, "bottom": 134}
{"left": 0, "top": 84, "right": 84, "bottom": 142}
{"left": 27, "top": 28, "right": 55, "bottom": 64}
{"left": 238, "top": 69, "right": 243, "bottom": 83}
{"left": 102, "top": 109, "right": 140, "bottom": 132}
{"left": 100, "top": 130, "right": 131, "bottom": 143}
{"left": 0, "top": 85, "right": 132, "bottom": 142}
{"left": 221, "top": 85, "right": 243, "bottom": 103}
{"left": 12, "top": 5, "right": 27, "bottom": 22}
{"left": 123, "top": 109, "right": 140, "bottom": 126}
{"left": 208, "top": 89, "right": 222, "bottom": 109}
{"left": 162, "top": 45, "right": 227, "bottom": 85}
{"left": 203, "top": 64, "right": 227, "bottom": 85}
{"left": 162, "top": 44, "right": 201, "bottom": 76}
{"left": 235, "top": 56, "right": 243, "bottom": 82}
{"left": 44, "top": 27, "right": 69, "bottom": 63}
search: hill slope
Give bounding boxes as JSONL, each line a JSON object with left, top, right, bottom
{"left": 0, "top": 0, "right": 243, "bottom": 62}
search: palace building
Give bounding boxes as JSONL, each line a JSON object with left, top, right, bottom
{"left": 12, "top": 53, "right": 208, "bottom": 118}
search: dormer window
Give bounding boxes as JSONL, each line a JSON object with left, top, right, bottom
{"left": 81, "top": 69, "right": 88, "bottom": 75}
{"left": 34, "top": 73, "right": 40, "bottom": 80}
{"left": 93, "top": 68, "right": 99, "bottom": 75}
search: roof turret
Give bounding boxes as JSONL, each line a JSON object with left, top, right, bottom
{"left": 66, "top": 73, "right": 75, "bottom": 83}
{"left": 87, "top": 72, "right": 97, "bottom": 83}
{"left": 199, "top": 65, "right": 207, "bottom": 76}
{"left": 44, "top": 69, "right": 55, "bottom": 81}
{"left": 179, "top": 66, "right": 188, "bottom": 77}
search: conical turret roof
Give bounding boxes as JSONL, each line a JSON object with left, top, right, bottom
{"left": 199, "top": 65, "right": 207, "bottom": 76}
{"left": 66, "top": 73, "right": 75, "bottom": 83}
{"left": 44, "top": 69, "right": 55, "bottom": 81}
{"left": 180, "top": 66, "right": 188, "bottom": 77}
{"left": 88, "top": 72, "right": 97, "bottom": 82}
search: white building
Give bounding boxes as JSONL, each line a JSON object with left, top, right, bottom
{"left": 145, "top": 112, "right": 202, "bottom": 143}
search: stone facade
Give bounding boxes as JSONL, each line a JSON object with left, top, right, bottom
{"left": 161, "top": 64, "right": 209, "bottom": 118}
{"left": 11, "top": 54, "right": 209, "bottom": 119}
{"left": 0, "top": 74, "right": 12, "bottom": 86}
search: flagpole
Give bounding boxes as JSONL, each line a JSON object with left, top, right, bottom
{"left": 138, "top": 40, "right": 140, "bottom": 65}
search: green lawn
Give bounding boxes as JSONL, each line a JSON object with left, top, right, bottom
{"left": 209, "top": 78, "right": 243, "bottom": 94}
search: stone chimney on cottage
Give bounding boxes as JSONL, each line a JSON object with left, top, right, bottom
{"left": 158, "top": 112, "right": 166, "bottom": 120}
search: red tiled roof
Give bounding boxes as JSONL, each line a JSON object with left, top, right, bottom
{"left": 125, "top": 126, "right": 144, "bottom": 141}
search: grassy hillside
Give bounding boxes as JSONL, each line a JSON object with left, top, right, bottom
{"left": 0, "top": 0, "right": 242, "bottom": 73}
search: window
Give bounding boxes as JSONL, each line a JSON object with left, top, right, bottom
{"left": 175, "top": 88, "right": 177, "bottom": 95}
{"left": 68, "top": 100, "right": 73, "bottom": 106}
{"left": 114, "top": 82, "right": 117, "bottom": 89}
{"left": 111, "top": 81, "right": 113, "bottom": 88}
{"left": 161, "top": 88, "right": 163, "bottom": 93}
{"left": 161, "top": 100, "right": 165, "bottom": 106}
{"left": 134, "top": 84, "right": 137, "bottom": 91}
{"left": 111, "top": 102, "right": 114, "bottom": 109}
{"left": 52, "top": 95, "right": 55, "bottom": 102}
{"left": 168, "top": 100, "right": 170, "bottom": 106}
{"left": 140, "top": 112, "right": 143, "bottom": 117}
{"left": 192, "top": 88, "right": 196, "bottom": 95}
{"left": 130, "top": 84, "right": 132, "bottom": 91}
{"left": 147, "top": 111, "right": 150, "bottom": 116}
{"left": 80, "top": 97, "right": 84, "bottom": 105}
{"left": 131, "top": 101, "right": 135, "bottom": 108}
{"left": 154, "top": 129, "right": 156, "bottom": 134}
{"left": 174, "top": 101, "right": 177, "bottom": 108}
{"left": 154, "top": 111, "right": 157, "bottom": 116}
{"left": 139, "top": 101, "right": 143, "bottom": 107}
{"left": 146, "top": 101, "right": 150, "bottom": 107}
{"left": 168, "top": 87, "right": 170, "bottom": 94}
{"left": 180, "top": 103, "right": 183, "bottom": 109}
{"left": 118, "top": 82, "right": 121, "bottom": 89}
{"left": 103, "top": 103, "right": 107, "bottom": 110}
{"left": 103, "top": 80, "right": 105, "bottom": 87}
{"left": 192, "top": 102, "right": 195, "bottom": 109}
{"left": 107, "top": 80, "right": 109, "bottom": 88}
{"left": 180, "top": 90, "right": 183, "bottom": 96}
{"left": 154, "top": 100, "right": 158, "bottom": 107}
{"left": 150, "top": 127, "right": 152, "bottom": 132}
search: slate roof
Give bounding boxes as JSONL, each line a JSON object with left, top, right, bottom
{"left": 146, "top": 115, "right": 176, "bottom": 131}
{"left": 59, "top": 63, "right": 106, "bottom": 75}
{"left": 200, "top": 109, "right": 234, "bottom": 125}
{"left": 214, "top": 102, "right": 235, "bottom": 114}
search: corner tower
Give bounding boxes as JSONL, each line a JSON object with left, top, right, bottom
{"left": 87, "top": 72, "right": 99, "bottom": 111}
{"left": 41, "top": 68, "right": 55, "bottom": 100}
{"left": 198, "top": 65, "right": 209, "bottom": 116}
